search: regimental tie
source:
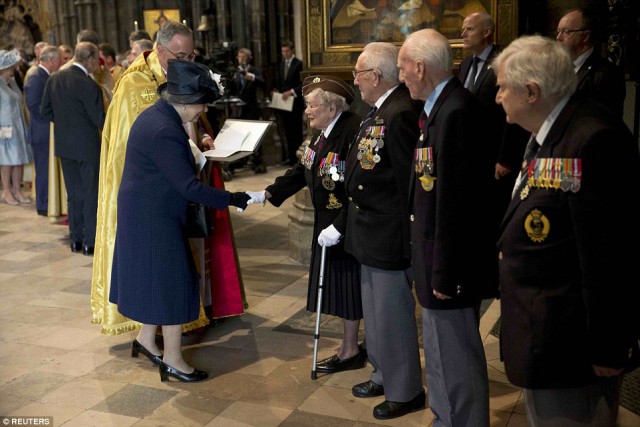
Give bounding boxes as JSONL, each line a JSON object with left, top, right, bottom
{"left": 515, "top": 135, "right": 541, "bottom": 200}
{"left": 316, "top": 132, "right": 326, "bottom": 150}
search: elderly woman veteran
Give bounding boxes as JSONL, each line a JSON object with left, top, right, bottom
{"left": 109, "top": 60, "right": 251, "bottom": 382}
{"left": 247, "top": 76, "right": 366, "bottom": 372}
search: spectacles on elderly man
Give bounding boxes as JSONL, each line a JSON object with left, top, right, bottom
{"left": 162, "top": 45, "right": 196, "bottom": 61}
{"left": 555, "top": 28, "right": 588, "bottom": 37}
{"left": 352, "top": 68, "right": 374, "bottom": 78}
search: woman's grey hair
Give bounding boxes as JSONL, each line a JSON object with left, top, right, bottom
{"left": 305, "top": 88, "right": 349, "bottom": 113}
{"left": 403, "top": 29, "right": 452, "bottom": 73}
{"left": 360, "top": 42, "right": 400, "bottom": 85}
{"left": 156, "top": 21, "right": 193, "bottom": 48}
{"left": 492, "top": 35, "right": 577, "bottom": 100}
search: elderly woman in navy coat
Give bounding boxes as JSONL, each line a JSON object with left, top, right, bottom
{"left": 109, "top": 60, "right": 250, "bottom": 382}
{"left": 246, "top": 76, "right": 366, "bottom": 373}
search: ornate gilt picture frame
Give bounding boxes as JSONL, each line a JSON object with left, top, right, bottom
{"left": 305, "top": 0, "right": 519, "bottom": 75}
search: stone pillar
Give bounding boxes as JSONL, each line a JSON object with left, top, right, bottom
{"left": 287, "top": 187, "right": 314, "bottom": 265}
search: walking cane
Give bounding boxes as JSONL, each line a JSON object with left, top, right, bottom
{"left": 311, "top": 244, "right": 328, "bottom": 380}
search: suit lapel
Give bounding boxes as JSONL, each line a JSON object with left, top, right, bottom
{"left": 471, "top": 46, "right": 498, "bottom": 93}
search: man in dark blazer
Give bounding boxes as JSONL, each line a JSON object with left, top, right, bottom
{"left": 333, "top": 42, "right": 424, "bottom": 421}
{"left": 41, "top": 42, "right": 105, "bottom": 255}
{"left": 494, "top": 35, "right": 639, "bottom": 426}
{"left": 24, "top": 46, "right": 61, "bottom": 216}
{"left": 398, "top": 29, "right": 496, "bottom": 426}
{"left": 459, "top": 12, "right": 529, "bottom": 227}
{"left": 556, "top": 7, "right": 626, "bottom": 118}
{"left": 275, "top": 40, "right": 303, "bottom": 166}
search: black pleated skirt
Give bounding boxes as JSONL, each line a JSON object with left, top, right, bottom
{"left": 306, "top": 247, "right": 363, "bottom": 321}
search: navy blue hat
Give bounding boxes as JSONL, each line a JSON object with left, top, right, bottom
{"left": 158, "top": 59, "right": 222, "bottom": 105}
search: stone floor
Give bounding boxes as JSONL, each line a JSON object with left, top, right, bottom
{"left": 1, "top": 165, "right": 638, "bottom": 426}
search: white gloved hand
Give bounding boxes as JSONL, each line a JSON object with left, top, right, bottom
{"left": 318, "top": 224, "right": 342, "bottom": 247}
{"left": 245, "top": 190, "right": 266, "bottom": 206}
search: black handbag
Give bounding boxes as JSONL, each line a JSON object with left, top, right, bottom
{"left": 185, "top": 202, "right": 213, "bottom": 238}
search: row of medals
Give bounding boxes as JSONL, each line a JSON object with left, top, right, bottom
{"left": 520, "top": 158, "right": 582, "bottom": 200}
{"left": 357, "top": 130, "right": 384, "bottom": 170}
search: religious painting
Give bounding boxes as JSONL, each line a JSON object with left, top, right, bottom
{"left": 329, "top": 0, "right": 493, "bottom": 45}
{"left": 142, "top": 9, "right": 180, "bottom": 40}
{"left": 305, "top": 0, "right": 517, "bottom": 74}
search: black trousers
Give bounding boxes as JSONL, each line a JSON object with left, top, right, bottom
{"left": 59, "top": 157, "right": 99, "bottom": 246}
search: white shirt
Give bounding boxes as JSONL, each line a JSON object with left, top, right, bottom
{"left": 374, "top": 85, "right": 399, "bottom": 109}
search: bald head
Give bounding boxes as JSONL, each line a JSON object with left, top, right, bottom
{"left": 461, "top": 12, "right": 494, "bottom": 54}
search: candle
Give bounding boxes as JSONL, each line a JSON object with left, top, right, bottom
{"left": 134, "top": 20, "right": 138, "bottom": 31}
{"left": 182, "top": 19, "right": 187, "bottom": 26}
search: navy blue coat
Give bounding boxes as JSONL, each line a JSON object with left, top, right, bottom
{"left": 24, "top": 66, "right": 50, "bottom": 147}
{"left": 109, "top": 99, "right": 233, "bottom": 325}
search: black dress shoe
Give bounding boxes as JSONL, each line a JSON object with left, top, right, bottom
{"left": 373, "top": 389, "right": 426, "bottom": 420}
{"left": 131, "top": 340, "right": 163, "bottom": 365}
{"left": 159, "top": 362, "right": 208, "bottom": 382}
{"left": 316, "top": 350, "right": 366, "bottom": 373}
{"left": 37, "top": 210, "right": 48, "bottom": 216}
{"left": 82, "top": 245, "right": 94, "bottom": 256}
{"left": 70, "top": 241, "right": 82, "bottom": 253}
{"left": 352, "top": 380, "right": 385, "bottom": 397}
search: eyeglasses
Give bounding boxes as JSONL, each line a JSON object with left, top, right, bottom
{"left": 352, "top": 68, "right": 374, "bottom": 78}
{"left": 555, "top": 28, "right": 588, "bottom": 37}
{"left": 162, "top": 45, "right": 196, "bottom": 61}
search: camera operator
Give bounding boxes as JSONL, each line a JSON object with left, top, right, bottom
{"left": 229, "top": 47, "right": 267, "bottom": 173}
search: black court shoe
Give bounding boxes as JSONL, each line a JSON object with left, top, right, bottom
{"left": 159, "top": 362, "right": 208, "bottom": 382}
{"left": 131, "top": 340, "right": 163, "bottom": 365}
{"left": 316, "top": 349, "right": 367, "bottom": 373}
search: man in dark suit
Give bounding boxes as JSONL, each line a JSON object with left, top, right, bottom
{"left": 24, "top": 46, "right": 61, "bottom": 216}
{"left": 556, "top": 7, "right": 626, "bottom": 118}
{"left": 494, "top": 35, "right": 639, "bottom": 426}
{"left": 398, "top": 29, "right": 496, "bottom": 426}
{"left": 275, "top": 40, "right": 303, "bottom": 166}
{"left": 334, "top": 42, "right": 425, "bottom": 420}
{"left": 41, "top": 42, "right": 105, "bottom": 255}
{"left": 230, "top": 47, "right": 267, "bottom": 173}
{"left": 459, "top": 12, "right": 529, "bottom": 226}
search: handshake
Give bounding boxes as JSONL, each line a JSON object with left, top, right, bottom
{"left": 228, "top": 190, "right": 265, "bottom": 212}
{"left": 234, "top": 190, "right": 342, "bottom": 247}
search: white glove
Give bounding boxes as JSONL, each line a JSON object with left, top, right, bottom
{"left": 245, "top": 190, "right": 266, "bottom": 206}
{"left": 318, "top": 225, "right": 342, "bottom": 247}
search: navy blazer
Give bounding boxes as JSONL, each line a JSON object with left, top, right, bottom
{"left": 497, "top": 96, "right": 640, "bottom": 388}
{"left": 409, "top": 78, "right": 498, "bottom": 309}
{"left": 24, "top": 66, "right": 50, "bottom": 146}
{"left": 575, "top": 50, "right": 626, "bottom": 119}
{"left": 339, "top": 84, "right": 422, "bottom": 271}
{"left": 40, "top": 65, "right": 105, "bottom": 162}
